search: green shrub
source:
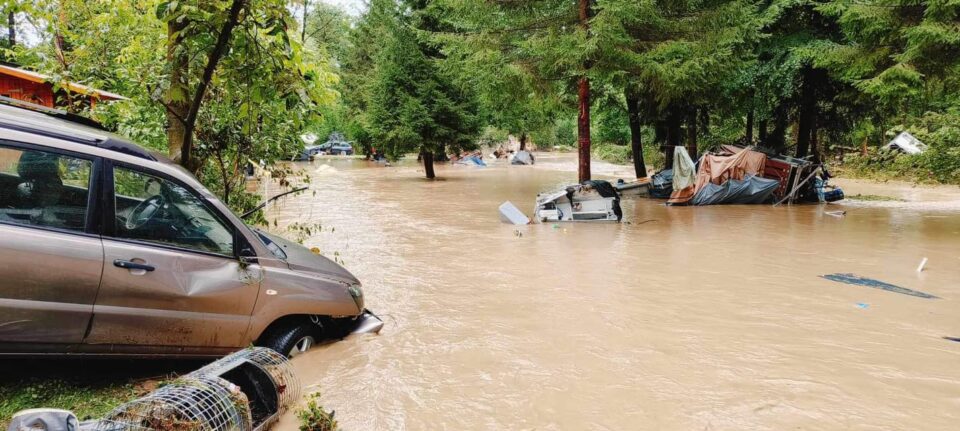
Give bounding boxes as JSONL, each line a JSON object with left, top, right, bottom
{"left": 298, "top": 392, "right": 339, "bottom": 431}
{"left": 839, "top": 111, "right": 960, "bottom": 184}
{"left": 591, "top": 141, "right": 666, "bottom": 171}
{"left": 591, "top": 142, "right": 632, "bottom": 164}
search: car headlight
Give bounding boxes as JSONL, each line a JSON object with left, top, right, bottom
{"left": 347, "top": 283, "right": 364, "bottom": 310}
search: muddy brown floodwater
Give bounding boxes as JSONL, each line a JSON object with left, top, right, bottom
{"left": 269, "top": 153, "right": 960, "bottom": 430}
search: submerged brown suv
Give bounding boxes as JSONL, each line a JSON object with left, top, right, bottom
{"left": 0, "top": 100, "right": 381, "bottom": 358}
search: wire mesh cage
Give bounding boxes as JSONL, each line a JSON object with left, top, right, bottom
{"left": 90, "top": 347, "right": 300, "bottom": 431}
{"left": 193, "top": 347, "right": 301, "bottom": 411}
{"left": 94, "top": 376, "right": 251, "bottom": 431}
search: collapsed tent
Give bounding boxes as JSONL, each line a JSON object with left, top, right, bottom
{"left": 456, "top": 155, "right": 487, "bottom": 167}
{"left": 511, "top": 150, "right": 535, "bottom": 165}
{"left": 669, "top": 146, "right": 778, "bottom": 205}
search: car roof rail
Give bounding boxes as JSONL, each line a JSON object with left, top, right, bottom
{"left": 0, "top": 95, "right": 109, "bottom": 130}
{"left": 0, "top": 96, "right": 159, "bottom": 162}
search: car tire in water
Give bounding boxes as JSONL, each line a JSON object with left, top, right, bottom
{"left": 259, "top": 323, "right": 317, "bottom": 358}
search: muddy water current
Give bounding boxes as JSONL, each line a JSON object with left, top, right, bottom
{"left": 269, "top": 154, "right": 960, "bottom": 430}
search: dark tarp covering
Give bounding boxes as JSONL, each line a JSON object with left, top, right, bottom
{"left": 691, "top": 174, "right": 779, "bottom": 205}
{"left": 649, "top": 169, "right": 673, "bottom": 199}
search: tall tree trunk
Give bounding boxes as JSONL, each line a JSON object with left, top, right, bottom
{"left": 625, "top": 89, "right": 646, "bottom": 178}
{"left": 810, "top": 111, "right": 821, "bottom": 164}
{"left": 795, "top": 72, "right": 816, "bottom": 159}
{"left": 166, "top": 19, "right": 190, "bottom": 162}
{"left": 519, "top": 133, "right": 527, "bottom": 151}
{"left": 179, "top": 0, "right": 247, "bottom": 171}
{"left": 758, "top": 119, "right": 768, "bottom": 146}
{"left": 686, "top": 107, "right": 698, "bottom": 158}
{"left": 435, "top": 143, "right": 449, "bottom": 162}
{"left": 577, "top": 77, "right": 591, "bottom": 182}
{"left": 770, "top": 107, "right": 788, "bottom": 153}
{"left": 665, "top": 108, "right": 681, "bottom": 169}
{"left": 576, "top": 0, "right": 592, "bottom": 182}
{"left": 423, "top": 150, "right": 436, "bottom": 179}
{"left": 301, "top": 0, "right": 309, "bottom": 43}
{"left": 7, "top": 12, "right": 14, "bottom": 46}
{"left": 746, "top": 107, "right": 754, "bottom": 145}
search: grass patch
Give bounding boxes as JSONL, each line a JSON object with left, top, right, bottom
{"left": 0, "top": 359, "right": 199, "bottom": 427}
{"left": 591, "top": 142, "right": 665, "bottom": 171}
{"left": 0, "top": 379, "right": 141, "bottom": 423}
{"left": 847, "top": 193, "right": 907, "bottom": 202}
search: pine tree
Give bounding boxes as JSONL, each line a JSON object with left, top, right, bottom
{"left": 368, "top": 2, "right": 479, "bottom": 179}
{"left": 437, "top": 0, "right": 598, "bottom": 181}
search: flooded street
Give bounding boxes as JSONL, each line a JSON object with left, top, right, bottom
{"left": 270, "top": 154, "right": 960, "bottom": 430}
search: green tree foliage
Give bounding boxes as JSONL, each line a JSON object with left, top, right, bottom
{"left": 9, "top": 0, "right": 337, "bottom": 214}
{"left": 368, "top": 1, "right": 480, "bottom": 179}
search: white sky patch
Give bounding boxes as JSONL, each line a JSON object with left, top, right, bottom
{"left": 319, "top": 0, "right": 367, "bottom": 16}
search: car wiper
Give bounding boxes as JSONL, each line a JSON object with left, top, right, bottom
{"left": 240, "top": 186, "right": 309, "bottom": 219}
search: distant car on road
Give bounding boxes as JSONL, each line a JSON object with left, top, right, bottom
{"left": 319, "top": 132, "right": 354, "bottom": 155}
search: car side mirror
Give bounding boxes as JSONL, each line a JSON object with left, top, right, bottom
{"left": 238, "top": 238, "right": 258, "bottom": 264}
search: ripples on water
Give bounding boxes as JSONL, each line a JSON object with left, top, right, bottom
{"left": 270, "top": 154, "right": 960, "bottom": 430}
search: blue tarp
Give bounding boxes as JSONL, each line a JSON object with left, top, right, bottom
{"left": 691, "top": 174, "right": 779, "bottom": 205}
{"left": 457, "top": 155, "right": 487, "bottom": 167}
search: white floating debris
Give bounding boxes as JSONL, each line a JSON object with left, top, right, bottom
{"left": 917, "top": 257, "right": 928, "bottom": 272}
{"left": 499, "top": 201, "right": 530, "bottom": 225}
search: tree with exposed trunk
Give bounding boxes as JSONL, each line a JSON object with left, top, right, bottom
{"left": 625, "top": 89, "right": 647, "bottom": 178}
{"left": 7, "top": 12, "right": 14, "bottom": 46}
{"left": 368, "top": 1, "right": 479, "bottom": 179}
{"left": 159, "top": 0, "right": 247, "bottom": 171}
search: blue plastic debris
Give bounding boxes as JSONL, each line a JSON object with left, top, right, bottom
{"left": 821, "top": 273, "right": 939, "bottom": 299}
{"left": 855, "top": 303, "right": 870, "bottom": 309}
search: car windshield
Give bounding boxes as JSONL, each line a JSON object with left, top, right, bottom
{"left": 251, "top": 227, "right": 287, "bottom": 260}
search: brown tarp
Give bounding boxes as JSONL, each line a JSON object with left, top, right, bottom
{"left": 694, "top": 149, "right": 767, "bottom": 192}
{"left": 669, "top": 148, "right": 768, "bottom": 205}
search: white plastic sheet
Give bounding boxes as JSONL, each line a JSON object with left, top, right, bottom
{"left": 672, "top": 146, "right": 697, "bottom": 191}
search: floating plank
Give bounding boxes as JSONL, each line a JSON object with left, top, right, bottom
{"left": 820, "top": 273, "right": 939, "bottom": 299}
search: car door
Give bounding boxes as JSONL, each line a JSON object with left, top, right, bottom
{"left": 84, "top": 162, "right": 261, "bottom": 350}
{"left": 0, "top": 140, "right": 103, "bottom": 348}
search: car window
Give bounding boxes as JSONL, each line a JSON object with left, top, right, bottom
{"left": 0, "top": 144, "right": 91, "bottom": 231}
{"left": 113, "top": 166, "right": 234, "bottom": 256}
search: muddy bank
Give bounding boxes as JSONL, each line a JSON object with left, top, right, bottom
{"left": 270, "top": 153, "right": 960, "bottom": 430}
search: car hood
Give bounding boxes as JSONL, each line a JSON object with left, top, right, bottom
{"left": 259, "top": 231, "right": 360, "bottom": 285}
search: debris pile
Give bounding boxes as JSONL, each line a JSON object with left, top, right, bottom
{"left": 653, "top": 145, "right": 843, "bottom": 206}
{"left": 533, "top": 180, "right": 622, "bottom": 223}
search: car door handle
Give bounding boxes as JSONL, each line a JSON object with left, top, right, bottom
{"left": 113, "top": 259, "right": 155, "bottom": 272}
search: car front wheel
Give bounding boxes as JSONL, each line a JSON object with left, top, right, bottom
{"left": 259, "top": 323, "right": 317, "bottom": 358}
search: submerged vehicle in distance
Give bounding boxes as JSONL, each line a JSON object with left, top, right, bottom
{"left": 534, "top": 180, "right": 622, "bottom": 223}
{"left": 291, "top": 144, "right": 324, "bottom": 161}
{"left": 318, "top": 132, "right": 354, "bottom": 155}
{"left": 0, "top": 99, "right": 381, "bottom": 358}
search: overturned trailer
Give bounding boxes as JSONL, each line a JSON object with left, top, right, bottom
{"left": 534, "top": 180, "right": 622, "bottom": 222}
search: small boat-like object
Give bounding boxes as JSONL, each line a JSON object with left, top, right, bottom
{"left": 534, "top": 180, "right": 622, "bottom": 222}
